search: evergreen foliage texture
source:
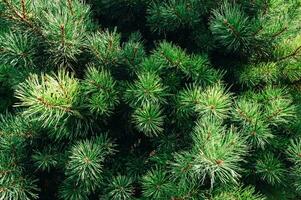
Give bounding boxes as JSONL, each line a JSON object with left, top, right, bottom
{"left": 0, "top": 0, "right": 301, "bottom": 199}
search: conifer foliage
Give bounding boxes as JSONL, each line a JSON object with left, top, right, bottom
{"left": 0, "top": 0, "right": 301, "bottom": 199}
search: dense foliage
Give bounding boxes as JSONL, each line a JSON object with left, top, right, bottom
{"left": 0, "top": 0, "right": 301, "bottom": 199}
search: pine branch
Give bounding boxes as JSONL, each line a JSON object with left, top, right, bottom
{"left": 3, "top": 0, "right": 41, "bottom": 34}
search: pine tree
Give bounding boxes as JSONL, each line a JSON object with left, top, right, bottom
{"left": 0, "top": 0, "right": 301, "bottom": 199}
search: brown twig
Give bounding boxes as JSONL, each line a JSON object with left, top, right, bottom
{"left": 21, "top": 0, "right": 26, "bottom": 19}
{"left": 253, "top": 26, "right": 263, "bottom": 36}
{"left": 128, "top": 45, "right": 139, "bottom": 66}
{"left": 277, "top": 45, "right": 301, "bottom": 62}
{"left": 36, "top": 96, "right": 75, "bottom": 114}
{"left": 160, "top": 51, "right": 181, "bottom": 68}
{"left": 271, "top": 27, "right": 288, "bottom": 38}
{"left": 253, "top": 0, "right": 269, "bottom": 36}
{"left": 223, "top": 19, "right": 240, "bottom": 39}
{"left": 67, "top": 0, "right": 74, "bottom": 15}
{"left": 60, "top": 24, "right": 65, "bottom": 46}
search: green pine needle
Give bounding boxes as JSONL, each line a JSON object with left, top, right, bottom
{"left": 196, "top": 83, "right": 232, "bottom": 120}
{"left": 66, "top": 139, "right": 105, "bottom": 191}
{"left": 142, "top": 168, "right": 172, "bottom": 199}
{"left": 124, "top": 72, "right": 167, "bottom": 107}
{"left": 105, "top": 175, "right": 134, "bottom": 200}
{"left": 255, "top": 152, "right": 286, "bottom": 185}
{"left": 132, "top": 102, "right": 165, "bottom": 137}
